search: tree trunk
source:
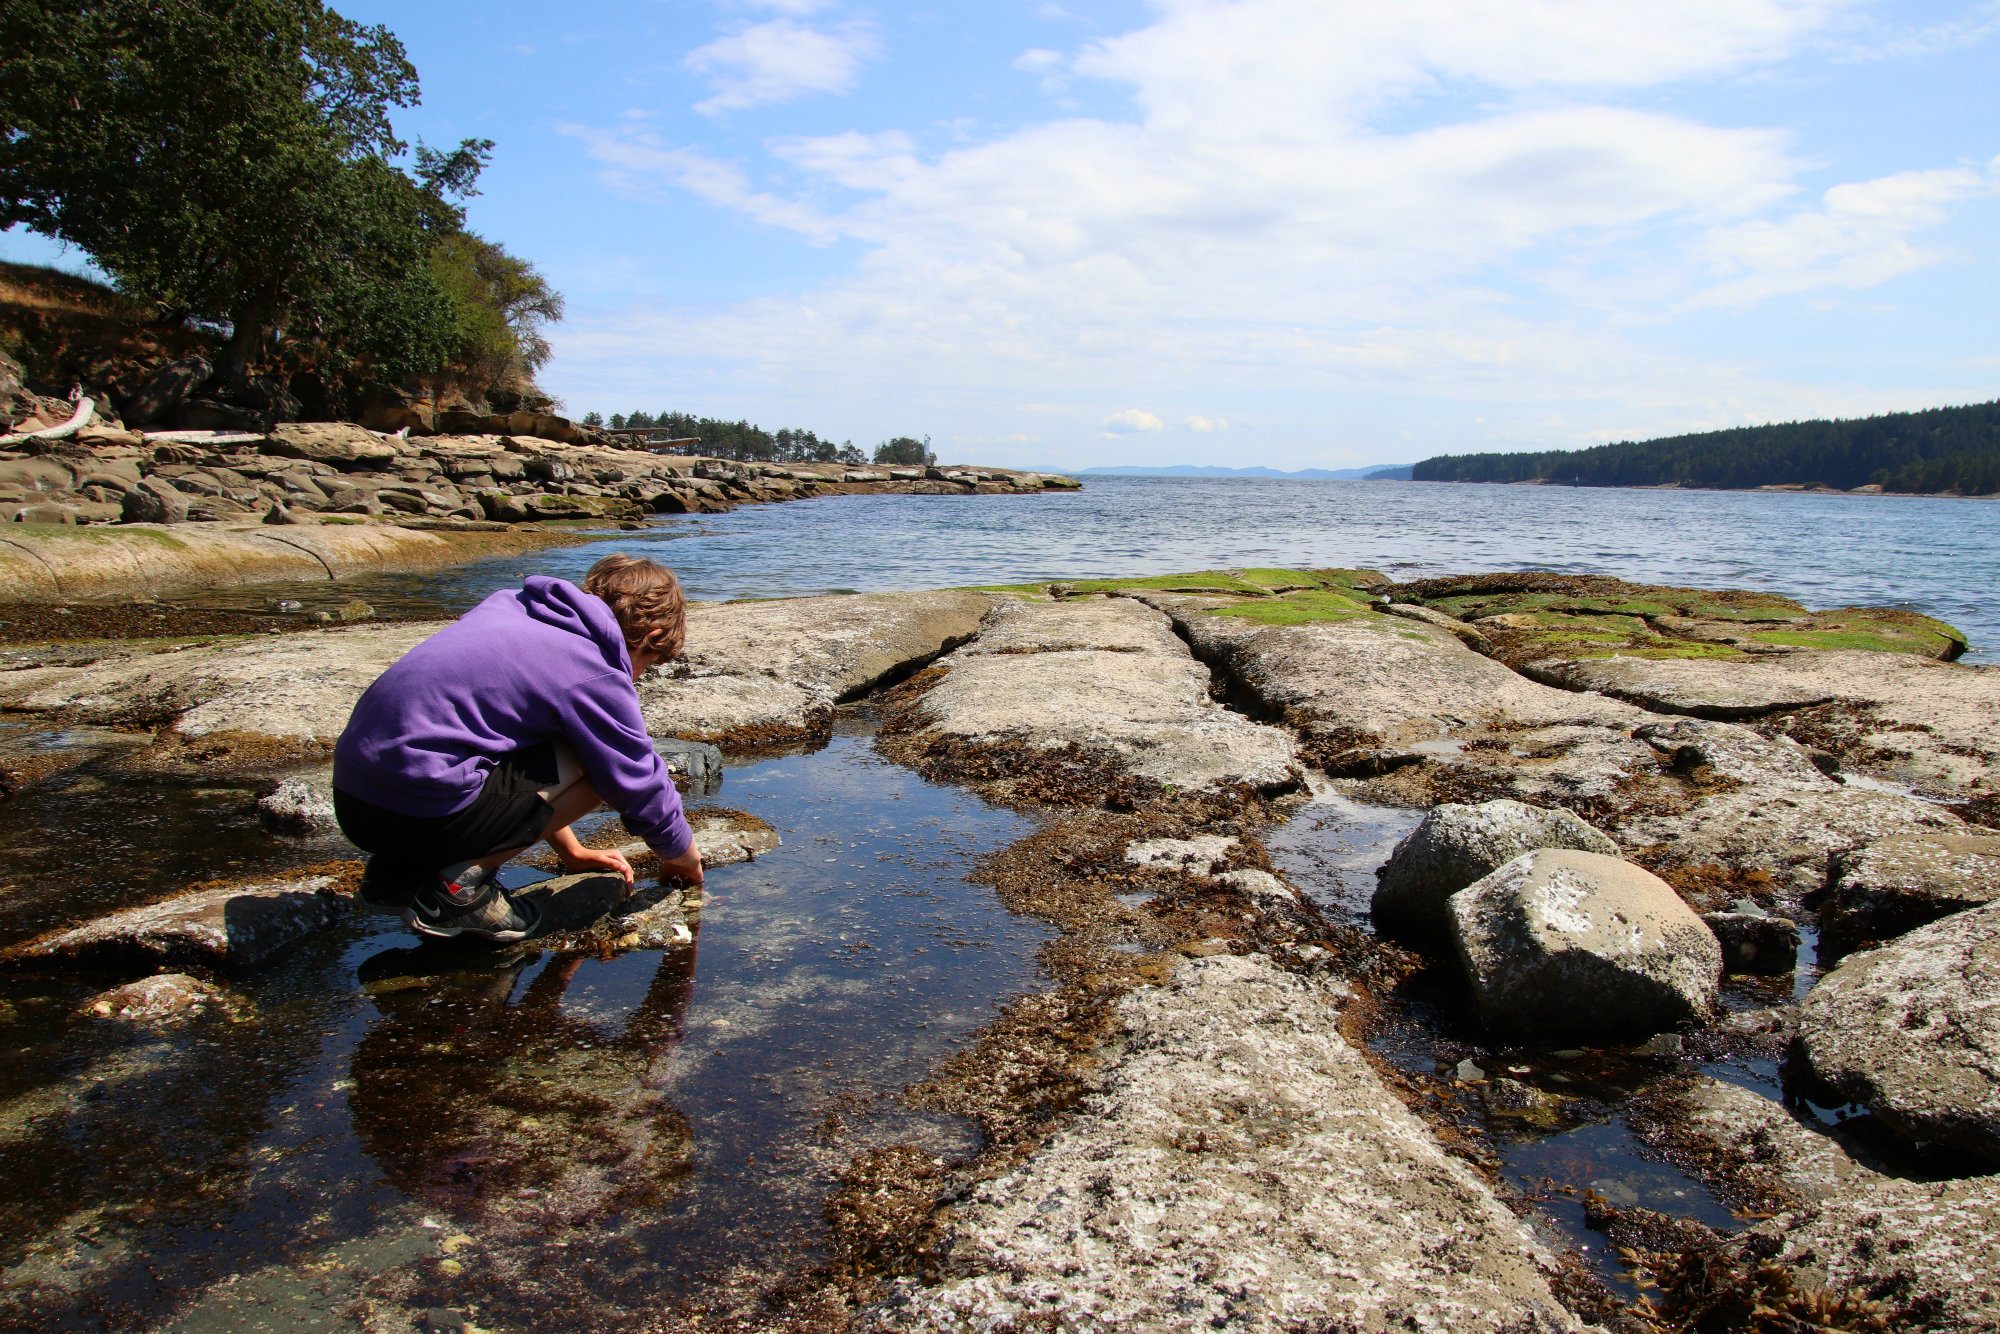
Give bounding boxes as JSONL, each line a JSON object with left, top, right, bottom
{"left": 218, "top": 302, "right": 275, "bottom": 386}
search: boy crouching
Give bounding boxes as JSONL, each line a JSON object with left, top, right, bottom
{"left": 332, "top": 554, "right": 704, "bottom": 941}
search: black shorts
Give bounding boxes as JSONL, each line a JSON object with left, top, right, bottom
{"left": 334, "top": 742, "right": 558, "bottom": 873}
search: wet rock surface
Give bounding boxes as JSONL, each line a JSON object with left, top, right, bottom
{"left": 1700, "top": 904, "right": 1800, "bottom": 975}
{"left": 0, "top": 519, "right": 571, "bottom": 602}
{"left": 78, "top": 972, "right": 240, "bottom": 1025}
{"left": 524, "top": 811, "right": 781, "bottom": 950}
{"left": 6, "top": 872, "right": 347, "bottom": 975}
{"left": 1373, "top": 798, "right": 1619, "bottom": 945}
{"left": 872, "top": 955, "right": 1585, "bottom": 1333}
{"left": 1450, "top": 849, "right": 1723, "bottom": 1041}
{"left": 1798, "top": 900, "right": 2000, "bottom": 1169}
{"left": 254, "top": 776, "right": 337, "bottom": 835}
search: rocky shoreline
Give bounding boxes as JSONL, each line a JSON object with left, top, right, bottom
{"left": 0, "top": 419, "right": 1078, "bottom": 599}
{"left": 0, "top": 568, "right": 1995, "bottom": 1330}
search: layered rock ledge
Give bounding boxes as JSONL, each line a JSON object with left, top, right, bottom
{"left": 0, "top": 422, "right": 1077, "bottom": 599}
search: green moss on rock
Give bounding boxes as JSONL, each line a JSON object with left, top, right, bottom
{"left": 1207, "top": 588, "right": 1375, "bottom": 626}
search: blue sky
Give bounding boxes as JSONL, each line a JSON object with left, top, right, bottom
{"left": 6, "top": 0, "right": 1997, "bottom": 469}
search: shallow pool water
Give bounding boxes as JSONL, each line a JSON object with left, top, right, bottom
{"left": 0, "top": 721, "right": 1049, "bottom": 1330}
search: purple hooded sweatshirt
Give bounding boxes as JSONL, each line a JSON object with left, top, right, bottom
{"left": 332, "top": 576, "right": 692, "bottom": 857}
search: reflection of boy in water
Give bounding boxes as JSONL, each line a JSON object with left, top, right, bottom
{"left": 333, "top": 554, "right": 704, "bottom": 941}
{"left": 349, "top": 943, "right": 698, "bottom": 1216}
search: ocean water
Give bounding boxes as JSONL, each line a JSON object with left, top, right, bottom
{"left": 344, "top": 477, "right": 2000, "bottom": 659}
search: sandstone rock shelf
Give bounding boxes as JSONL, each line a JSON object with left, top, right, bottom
{"left": 0, "top": 421, "right": 1079, "bottom": 601}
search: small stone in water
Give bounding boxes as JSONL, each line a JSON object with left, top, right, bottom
{"left": 273, "top": 599, "right": 303, "bottom": 613}
{"left": 1454, "top": 1058, "right": 1486, "bottom": 1082}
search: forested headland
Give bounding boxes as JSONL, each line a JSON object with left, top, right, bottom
{"left": 587, "top": 409, "right": 937, "bottom": 467}
{"left": 1412, "top": 400, "right": 2000, "bottom": 495}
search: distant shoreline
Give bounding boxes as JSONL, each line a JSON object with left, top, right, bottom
{"left": 1065, "top": 472, "right": 1996, "bottom": 501}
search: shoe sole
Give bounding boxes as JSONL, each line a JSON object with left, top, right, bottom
{"left": 404, "top": 896, "right": 543, "bottom": 943}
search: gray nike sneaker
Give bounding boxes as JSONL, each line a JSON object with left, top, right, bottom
{"left": 406, "top": 871, "right": 541, "bottom": 942}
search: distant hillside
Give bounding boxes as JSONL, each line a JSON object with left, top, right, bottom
{"left": 1080, "top": 463, "right": 1412, "bottom": 480}
{"left": 1411, "top": 401, "right": 2000, "bottom": 495}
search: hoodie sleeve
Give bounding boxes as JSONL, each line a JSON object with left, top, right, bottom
{"left": 550, "top": 669, "right": 693, "bottom": 858}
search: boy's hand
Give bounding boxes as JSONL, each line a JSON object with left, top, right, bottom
{"left": 563, "top": 845, "right": 635, "bottom": 887}
{"left": 657, "top": 844, "right": 704, "bottom": 889}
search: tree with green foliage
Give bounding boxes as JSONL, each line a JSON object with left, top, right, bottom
{"left": 430, "top": 230, "right": 564, "bottom": 384}
{"left": 591, "top": 409, "right": 878, "bottom": 466}
{"left": 874, "top": 435, "right": 935, "bottom": 466}
{"left": 0, "top": 0, "right": 541, "bottom": 394}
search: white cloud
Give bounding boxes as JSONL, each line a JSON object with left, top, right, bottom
{"left": 558, "top": 0, "right": 1999, "bottom": 462}
{"left": 743, "top": 0, "right": 835, "bottom": 14}
{"left": 1104, "top": 409, "right": 1165, "bottom": 433}
{"left": 1013, "top": 48, "right": 1064, "bottom": 73}
{"left": 1837, "top": 2, "right": 2000, "bottom": 60}
{"left": 1691, "top": 159, "right": 2000, "bottom": 307}
{"left": 685, "top": 19, "right": 877, "bottom": 115}
{"left": 1185, "top": 415, "right": 1228, "bottom": 432}
{"left": 560, "top": 122, "right": 843, "bottom": 241}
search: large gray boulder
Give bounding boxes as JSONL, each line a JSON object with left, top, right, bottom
{"left": 1799, "top": 899, "right": 2000, "bottom": 1169}
{"left": 5, "top": 874, "right": 349, "bottom": 976}
{"left": 1372, "top": 799, "right": 1618, "bottom": 944}
{"left": 1820, "top": 832, "right": 2000, "bottom": 960}
{"left": 1449, "top": 849, "right": 1722, "bottom": 1041}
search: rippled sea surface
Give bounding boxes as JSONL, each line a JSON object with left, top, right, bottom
{"left": 332, "top": 478, "right": 2000, "bottom": 659}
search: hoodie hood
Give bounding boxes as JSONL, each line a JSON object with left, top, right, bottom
{"left": 519, "top": 575, "right": 632, "bottom": 676}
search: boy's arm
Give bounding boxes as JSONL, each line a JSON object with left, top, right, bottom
{"left": 656, "top": 842, "right": 704, "bottom": 888}
{"left": 550, "top": 670, "right": 695, "bottom": 861}
{"left": 550, "top": 823, "right": 636, "bottom": 886}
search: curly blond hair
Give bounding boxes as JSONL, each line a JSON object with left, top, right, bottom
{"left": 583, "top": 554, "right": 687, "bottom": 661}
